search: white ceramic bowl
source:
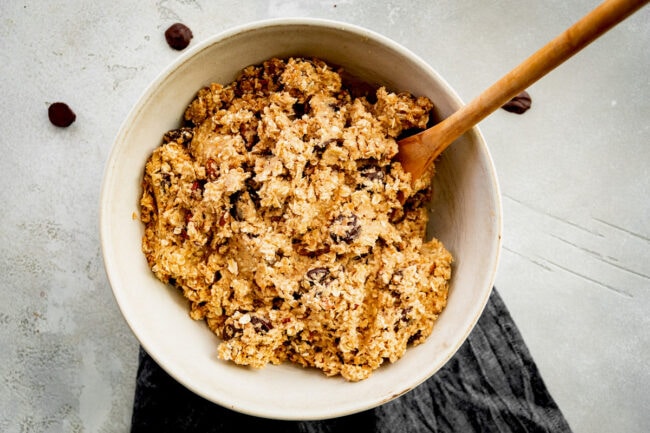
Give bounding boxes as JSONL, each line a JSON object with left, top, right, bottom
{"left": 100, "top": 18, "right": 501, "bottom": 420}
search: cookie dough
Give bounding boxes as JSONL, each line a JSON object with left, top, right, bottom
{"left": 140, "top": 57, "right": 452, "bottom": 381}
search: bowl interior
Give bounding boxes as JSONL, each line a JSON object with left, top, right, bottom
{"left": 100, "top": 19, "right": 501, "bottom": 420}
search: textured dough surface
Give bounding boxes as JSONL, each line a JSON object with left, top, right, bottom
{"left": 140, "top": 57, "right": 452, "bottom": 381}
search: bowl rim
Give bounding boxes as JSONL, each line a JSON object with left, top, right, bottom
{"left": 100, "top": 17, "right": 503, "bottom": 420}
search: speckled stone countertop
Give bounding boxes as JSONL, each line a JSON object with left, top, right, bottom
{"left": 1, "top": 1, "right": 648, "bottom": 432}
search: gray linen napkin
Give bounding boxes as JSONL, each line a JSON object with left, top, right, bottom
{"left": 131, "top": 288, "right": 572, "bottom": 432}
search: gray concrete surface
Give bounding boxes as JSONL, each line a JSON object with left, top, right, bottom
{"left": 1, "top": 1, "right": 648, "bottom": 431}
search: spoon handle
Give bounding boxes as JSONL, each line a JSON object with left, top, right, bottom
{"left": 399, "top": 0, "right": 648, "bottom": 180}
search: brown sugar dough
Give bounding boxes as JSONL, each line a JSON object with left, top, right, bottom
{"left": 140, "top": 57, "right": 452, "bottom": 381}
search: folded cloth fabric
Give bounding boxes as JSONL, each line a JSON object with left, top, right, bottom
{"left": 131, "top": 288, "right": 572, "bottom": 432}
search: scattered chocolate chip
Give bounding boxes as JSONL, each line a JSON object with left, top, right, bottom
{"left": 501, "top": 90, "right": 532, "bottom": 114}
{"left": 48, "top": 102, "right": 76, "bottom": 127}
{"left": 164, "top": 23, "right": 193, "bottom": 50}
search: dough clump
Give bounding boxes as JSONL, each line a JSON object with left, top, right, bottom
{"left": 140, "top": 57, "right": 452, "bottom": 381}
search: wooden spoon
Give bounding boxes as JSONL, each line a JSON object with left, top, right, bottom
{"left": 397, "top": 0, "right": 648, "bottom": 182}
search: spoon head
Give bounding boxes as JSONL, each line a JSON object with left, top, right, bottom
{"left": 397, "top": 123, "right": 452, "bottom": 184}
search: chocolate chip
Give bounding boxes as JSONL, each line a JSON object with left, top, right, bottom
{"left": 222, "top": 323, "right": 239, "bottom": 340}
{"left": 400, "top": 306, "right": 412, "bottom": 322}
{"left": 329, "top": 213, "right": 361, "bottom": 243}
{"left": 160, "top": 172, "right": 172, "bottom": 192}
{"left": 163, "top": 127, "right": 193, "bottom": 146}
{"left": 360, "top": 166, "right": 385, "bottom": 182}
{"left": 250, "top": 316, "right": 273, "bottom": 333}
{"left": 306, "top": 267, "right": 330, "bottom": 285}
{"left": 48, "top": 102, "right": 76, "bottom": 127}
{"left": 164, "top": 23, "right": 193, "bottom": 50}
{"left": 502, "top": 91, "right": 532, "bottom": 114}
{"left": 272, "top": 297, "right": 284, "bottom": 310}
{"left": 403, "top": 186, "right": 432, "bottom": 210}
{"left": 293, "top": 102, "right": 307, "bottom": 118}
